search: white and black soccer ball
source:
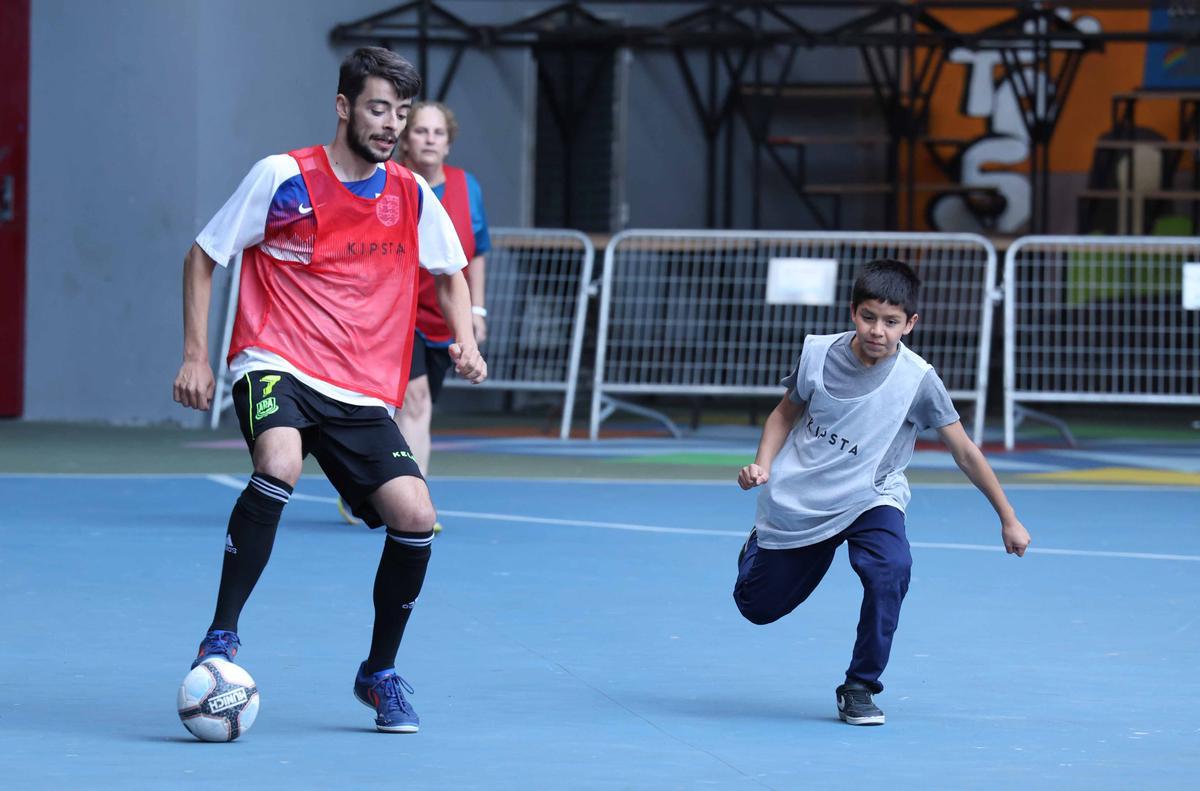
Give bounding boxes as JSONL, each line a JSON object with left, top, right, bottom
{"left": 177, "top": 659, "right": 260, "bottom": 742}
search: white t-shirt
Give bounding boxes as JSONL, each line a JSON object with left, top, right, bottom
{"left": 196, "top": 153, "right": 467, "bottom": 410}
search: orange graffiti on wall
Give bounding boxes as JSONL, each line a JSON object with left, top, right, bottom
{"left": 908, "top": 7, "right": 1186, "bottom": 231}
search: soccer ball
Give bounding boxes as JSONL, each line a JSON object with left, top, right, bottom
{"left": 177, "top": 659, "right": 260, "bottom": 742}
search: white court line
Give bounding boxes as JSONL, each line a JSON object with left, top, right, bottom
{"left": 206, "top": 474, "right": 336, "bottom": 504}
{"left": 202, "top": 474, "right": 1200, "bottom": 562}
{"left": 0, "top": 472, "right": 226, "bottom": 479}
{"left": 906, "top": 542, "right": 1200, "bottom": 562}
{"left": 436, "top": 510, "right": 744, "bottom": 537}
{"left": 1, "top": 472, "right": 1196, "bottom": 493}
{"left": 433, "top": 477, "right": 1200, "bottom": 493}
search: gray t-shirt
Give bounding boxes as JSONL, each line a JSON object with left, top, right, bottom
{"left": 782, "top": 333, "right": 959, "bottom": 486}
{"left": 755, "top": 332, "right": 944, "bottom": 548}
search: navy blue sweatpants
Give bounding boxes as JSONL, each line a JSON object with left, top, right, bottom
{"left": 733, "top": 505, "right": 912, "bottom": 693}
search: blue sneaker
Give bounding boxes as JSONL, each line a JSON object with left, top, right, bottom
{"left": 191, "top": 629, "right": 240, "bottom": 669}
{"left": 353, "top": 662, "right": 419, "bottom": 733}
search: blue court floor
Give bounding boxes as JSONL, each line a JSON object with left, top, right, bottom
{"left": 1, "top": 474, "right": 1197, "bottom": 789}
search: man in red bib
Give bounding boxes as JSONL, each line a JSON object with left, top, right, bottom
{"left": 172, "top": 47, "right": 485, "bottom": 734}
{"left": 336, "top": 101, "right": 491, "bottom": 530}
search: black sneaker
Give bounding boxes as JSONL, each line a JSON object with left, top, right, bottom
{"left": 836, "top": 682, "right": 885, "bottom": 725}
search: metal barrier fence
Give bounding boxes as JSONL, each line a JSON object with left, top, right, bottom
{"left": 210, "top": 260, "right": 243, "bottom": 431}
{"left": 440, "top": 228, "right": 594, "bottom": 439}
{"left": 591, "top": 230, "right": 999, "bottom": 443}
{"left": 1003, "top": 236, "right": 1200, "bottom": 449}
{"left": 212, "top": 228, "right": 594, "bottom": 440}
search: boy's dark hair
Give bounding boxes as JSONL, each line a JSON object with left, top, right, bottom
{"left": 851, "top": 259, "right": 921, "bottom": 317}
{"left": 338, "top": 47, "right": 422, "bottom": 105}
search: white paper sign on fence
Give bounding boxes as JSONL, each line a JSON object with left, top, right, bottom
{"left": 766, "top": 258, "right": 839, "bottom": 306}
{"left": 1183, "top": 262, "right": 1200, "bottom": 310}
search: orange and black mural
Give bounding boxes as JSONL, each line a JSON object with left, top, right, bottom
{"left": 919, "top": 6, "right": 1197, "bottom": 233}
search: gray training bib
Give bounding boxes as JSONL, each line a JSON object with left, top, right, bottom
{"left": 754, "top": 332, "right": 931, "bottom": 550}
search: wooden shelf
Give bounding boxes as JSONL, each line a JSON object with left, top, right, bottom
{"left": 1078, "top": 188, "right": 1200, "bottom": 200}
{"left": 1094, "top": 139, "right": 1200, "bottom": 151}
{"left": 801, "top": 182, "right": 894, "bottom": 195}
{"left": 767, "top": 135, "right": 985, "bottom": 147}
{"left": 911, "top": 183, "right": 1000, "bottom": 194}
{"left": 919, "top": 136, "right": 977, "bottom": 147}
{"left": 797, "top": 182, "right": 1000, "bottom": 196}
{"left": 1112, "top": 89, "right": 1200, "bottom": 102}
{"left": 740, "top": 84, "right": 875, "bottom": 99}
{"left": 767, "top": 134, "right": 890, "bottom": 146}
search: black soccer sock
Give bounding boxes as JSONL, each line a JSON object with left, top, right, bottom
{"left": 209, "top": 473, "right": 292, "bottom": 633}
{"left": 364, "top": 529, "right": 434, "bottom": 674}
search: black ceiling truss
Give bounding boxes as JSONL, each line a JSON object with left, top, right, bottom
{"left": 535, "top": 41, "right": 615, "bottom": 225}
{"left": 985, "top": 6, "right": 1100, "bottom": 233}
{"left": 667, "top": 5, "right": 757, "bottom": 227}
{"left": 332, "top": 1, "right": 1200, "bottom": 233}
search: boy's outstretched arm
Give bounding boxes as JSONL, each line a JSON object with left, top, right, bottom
{"left": 937, "top": 421, "right": 1031, "bottom": 557}
{"left": 738, "top": 395, "right": 805, "bottom": 490}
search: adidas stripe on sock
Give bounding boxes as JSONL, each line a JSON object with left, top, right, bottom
{"left": 248, "top": 473, "right": 292, "bottom": 504}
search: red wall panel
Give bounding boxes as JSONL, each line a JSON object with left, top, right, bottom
{"left": 0, "top": 0, "right": 29, "bottom": 415}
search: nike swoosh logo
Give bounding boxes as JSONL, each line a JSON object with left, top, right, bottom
{"left": 298, "top": 203, "right": 313, "bottom": 214}
{"left": 837, "top": 695, "right": 847, "bottom": 711}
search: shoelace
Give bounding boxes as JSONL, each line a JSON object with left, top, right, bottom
{"left": 375, "top": 674, "right": 416, "bottom": 715}
{"left": 842, "top": 687, "right": 874, "bottom": 707}
{"left": 201, "top": 632, "right": 239, "bottom": 658}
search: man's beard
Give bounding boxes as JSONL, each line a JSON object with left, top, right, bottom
{"left": 347, "top": 115, "right": 395, "bottom": 164}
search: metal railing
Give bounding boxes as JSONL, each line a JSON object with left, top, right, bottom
{"left": 211, "top": 228, "right": 595, "bottom": 440}
{"left": 441, "top": 228, "right": 594, "bottom": 439}
{"left": 591, "top": 230, "right": 999, "bottom": 442}
{"left": 1003, "top": 235, "right": 1200, "bottom": 449}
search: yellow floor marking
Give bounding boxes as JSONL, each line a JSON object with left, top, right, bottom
{"left": 1021, "top": 467, "right": 1200, "bottom": 486}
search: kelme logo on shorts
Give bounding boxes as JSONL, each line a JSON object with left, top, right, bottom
{"left": 255, "top": 397, "right": 279, "bottom": 421}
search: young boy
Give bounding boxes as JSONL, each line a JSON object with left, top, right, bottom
{"left": 734, "top": 258, "right": 1030, "bottom": 726}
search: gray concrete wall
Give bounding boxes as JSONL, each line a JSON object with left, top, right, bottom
{"left": 27, "top": 0, "right": 202, "bottom": 424}
{"left": 25, "top": 0, "right": 528, "bottom": 424}
{"left": 23, "top": 1, "right": 1090, "bottom": 425}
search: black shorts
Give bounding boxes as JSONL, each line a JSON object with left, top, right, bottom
{"left": 410, "top": 332, "right": 454, "bottom": 402}
{"left": 231, "top": 370, "right": 422, "bottom": 528}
